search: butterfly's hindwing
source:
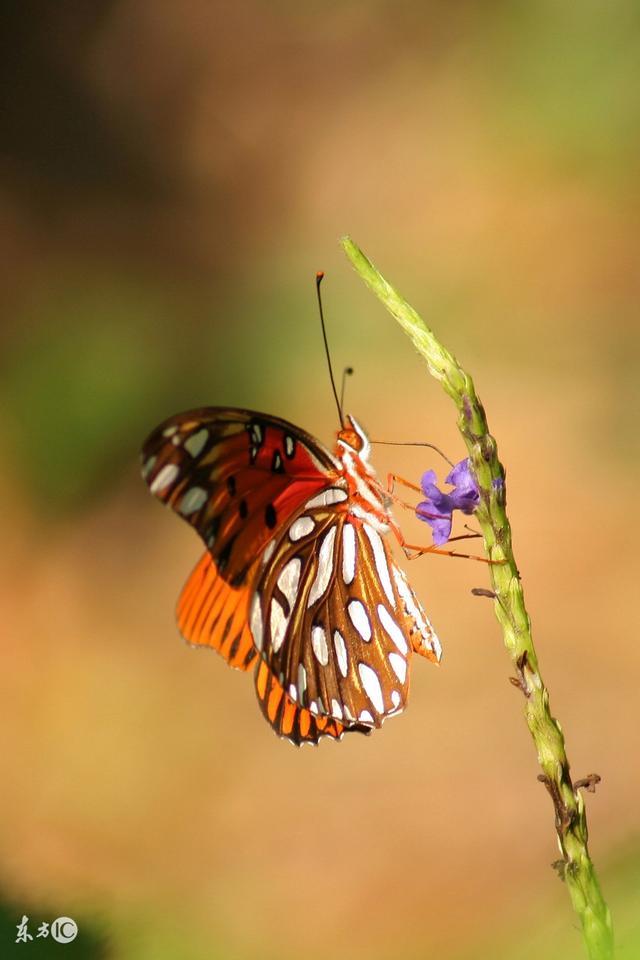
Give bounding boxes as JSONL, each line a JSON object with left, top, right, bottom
{"left": 249, "top": 499, "right": 441, "bottom": 742}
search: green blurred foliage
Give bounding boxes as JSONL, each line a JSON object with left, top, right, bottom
{"left": 484, "top": 1, "right": 640, "bottom": 183}
{"left": 3, "top": 279, "right": 176, "bottom": 511}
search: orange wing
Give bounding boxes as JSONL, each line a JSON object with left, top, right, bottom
{"left": 176, "top": 551, "right": 258, "bottom": 671}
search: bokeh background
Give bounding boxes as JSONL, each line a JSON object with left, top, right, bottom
{"left": 2, "top": 2, "right": 639, "bottom": 957}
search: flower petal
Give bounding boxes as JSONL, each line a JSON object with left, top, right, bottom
{"left": 417, "top": 502, "right": 452, "bottom": 546}
{"left": 416, "top": 458, "right": 479, "bottom": 544}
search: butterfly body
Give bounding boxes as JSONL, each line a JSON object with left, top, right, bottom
{"left": 142, "top": 407, "right": 441, "bottom": 745}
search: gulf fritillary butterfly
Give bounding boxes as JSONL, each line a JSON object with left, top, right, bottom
{"left": 141, "top": 406, "right": 442, "bottom": 745}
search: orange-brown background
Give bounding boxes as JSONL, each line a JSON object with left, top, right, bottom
{"left": 1, "top": 3, "right": 639, "bottom": 958}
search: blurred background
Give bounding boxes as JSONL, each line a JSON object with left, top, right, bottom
{"left": 1, "top": 1, "right": 639, "bottom": 957}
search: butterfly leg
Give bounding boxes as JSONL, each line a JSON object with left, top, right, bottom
{"left": 385, "top": 472, "right": 438, "bottom": 514}
{"left": 397, "top": 532, "right": 497, "bottom": 564}
{"left": 386, "top": 472, "right": 422, "bottom": 496}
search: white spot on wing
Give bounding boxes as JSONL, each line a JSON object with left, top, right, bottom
{"left": 184, "top": 428, "right": 208, "bottom": 458}
{"left": 331, "top": 698, "right": 343, "bottom": 720}
{"left": 277, "top": 558, "right": 301, "bottom": 608}
{"left": 150, "top": 462, "right": 179, "bottom": 494}
{"left": 307, "top": 526, "right": 337, "bottom": 606}
{"left": 141, "top": 455, "right": 156, "bottom": 479}
{"left": 179, "top": 486, "right": 208, "bottom": 515}
{"left": 289, "top": 516, "right": 315, "bottom": 542}
{"left": 311, "top": 625, "right": 329, "bottom": 666}
{"left": 270, "top": 597, "right": 288, "bottom": 653}
{"left": 262, "top": 540, "right": 276, "bottom": 565}
{"left": 391, "top": 690, "right": 401, "bottom": 709}
{"left": 388, "top": 652, "right": 407, "bottom": 684}
{"left": 163, "top": 425, "right": 178, "bottom": 437}
{"left": 285, "top": 435, "right": 295, "bottom": 457}
{"left": 333, "top": 631, "right": 348, "bottom": 677}
{"left": 348, "top": 600, "right": 372, "bottom": 642}
{"left": 342, "top": 523, "right": 356, "bottom": 585}
{"left": 358, "top": 662, "right": 385, "bottom": 713}
{"left": 305, "top": 487, "right": 347, "bottom": 509}
{"left": 297, "top": 662, "right": 307, "bottom": 702}
{"left": 393, "top": 565, "right": 417, "bottom": 612}
{"left": 377, "top": 604, "right": 408, "bottom": 654}
{"left": 309, "top": 700, "right": 319, "bottom": 715}
{"left": 363, "top": 523, "right": 394, "bottom": 607}
{"left": 288, "top": 683, "right": 297, "bottom": 702}
{"left": 249, "top": 594, "right": 263, "bottom": 649}
{"left": 359, "top": 710, "right": 374, "bottom": 724}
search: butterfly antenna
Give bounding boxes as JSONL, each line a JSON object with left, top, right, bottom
{"left": 371, "top": 439, "right": 456, "bottom": 468}
{"left": 340, "top": 366, "right": 354, "bottom": 413}
{"left": 316, "top": 271, "right": 344, "bottom": 427}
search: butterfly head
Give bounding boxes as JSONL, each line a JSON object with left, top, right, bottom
{"left": 336, "top": 415, "right": 371, "bottom": 463}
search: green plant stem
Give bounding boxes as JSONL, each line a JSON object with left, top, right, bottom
{"left": 341, "top": 236, "right": 614, "bottom": 960}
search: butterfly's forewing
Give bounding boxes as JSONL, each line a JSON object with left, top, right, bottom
{"left": 142, "top": 408, "right": 339, "bottom": 669}
{"left": 249, "top": 495, "right": 441, "bottom": 742}
{"left": 141, "top": 407, "right": 339, "bottom": 588}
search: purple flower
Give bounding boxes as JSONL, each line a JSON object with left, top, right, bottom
{"left": 416, "top": 458, "right": 479, "bottom": 546}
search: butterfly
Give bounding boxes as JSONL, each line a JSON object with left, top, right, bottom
{"left": 141, "top": 407, "right": 442, "bottom": 745}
